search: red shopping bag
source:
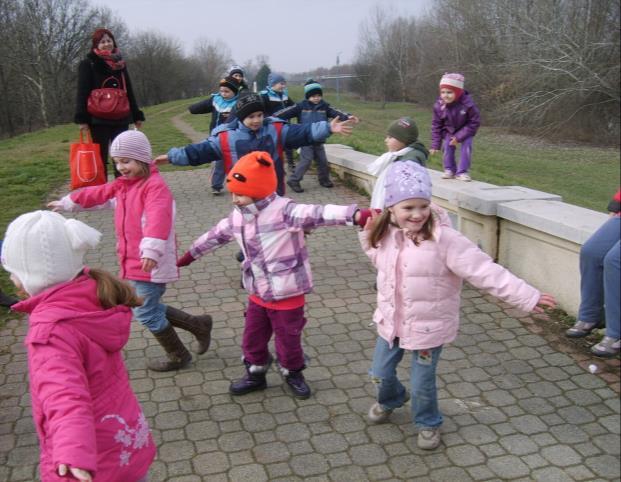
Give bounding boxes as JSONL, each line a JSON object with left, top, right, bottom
{"left": 69, "top": 130, "right": 106, "bottom": 190}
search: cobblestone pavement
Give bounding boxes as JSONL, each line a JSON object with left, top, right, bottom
{"left": 1, "top": 164, "right": 620, "bottom": 481}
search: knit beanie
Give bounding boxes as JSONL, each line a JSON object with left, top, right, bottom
{"left": 387, "top": 117, "right": 419, "bottom": 145}
{"left": 304, "top": 79, "right": 323, "bottom": 99}
{"left": 439, "top": 73, "right": 465, "bottom": 100}
{"left": 110, "top": 130, "right": 153, "bottom": 164}
{"left": 1, "top": 211, "right": 102, "bottom": 296}
{"left": 219, "top": 76, "right": 240, "bottom": 95}
{"left": 268, "top": 72, "right": 286, "bottom": 87}
{"left": 384, "top": 161, "right": 432, "bottom": 208}
{"left": 235, "top": 93, "right": 265, "bottom": 121}
{"left": 229, "top": 65, "right": 244, "bottom": 77}
{"left": 226, "top": 151, "right": 277, "bottom": 199}
{"left": 91, "top": 28, "right": 117, "bottom": 49}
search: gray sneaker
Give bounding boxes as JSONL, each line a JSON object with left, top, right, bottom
{"left": 591, "top": 336, "right": 620, "bottom": 358}
{"left": 417, "top": 427, "right": 441, "bottom": 450}
{"left": 367, "top": 392, "right": 410, "bottom": 424}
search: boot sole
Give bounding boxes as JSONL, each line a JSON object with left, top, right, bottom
{"left": 229, "top": 383, "right": 268, "bottom": 396}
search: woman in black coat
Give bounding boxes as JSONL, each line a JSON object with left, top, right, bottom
{"left": 74, "top": 28, "right": 145, "bottom": 177}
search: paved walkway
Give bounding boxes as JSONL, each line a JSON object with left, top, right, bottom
{"left": 1, "top": 134, "right": 620, "bottom": 480}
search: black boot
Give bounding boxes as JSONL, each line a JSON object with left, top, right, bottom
{"left": 0, "top": 289, "right": 18, "bottom": 308}
{"left": 229, "top": 357, "right": 272, "bottom": 395}
{"left": 147, "top": 325, "right": 192, "bottom": 372}
{"left": 281, "top": 368, "right": 311, "bottom": 399}
{"left": 287, "top": 180, "right": 304, "bottom": 193}
{"left": 165, "top": 306, "right": 213, "bottom": 354}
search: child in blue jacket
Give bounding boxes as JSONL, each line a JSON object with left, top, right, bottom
{"left": 275, "top": 79, "right": 359, "bottom": 193}
{"left": 155, "top": 93, "right": 354, "bottom": 195}
{"left": 188, "top": 76, "right": 240, "bottom": 195}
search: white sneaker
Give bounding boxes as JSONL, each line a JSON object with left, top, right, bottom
{"left": 441, "top": 170, "right": 455, "bottom": 179}
{"left": 455, "top": 173, "right": 472, "bottom": 182}
{"left": 417, "top": 427, "right": 441, "bottom": 450}
{"left": 368, "top": 403, "right": 393, "bottom": 424}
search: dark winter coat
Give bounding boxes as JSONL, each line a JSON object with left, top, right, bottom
{"left": 260, "top": 88, "right": 295, "bottom": 116}
{"left": 74, "top": 51, "right": 145, "bottom": 127}
{"left": 188, "top": 94, "right": 238, "bottom": 132}
{"left": 274, "top": 99, "right": 350, "bottom": 124}
{"left": 396, "top": 141, "right": 429, "bottom": 167}
{"left": 430, "top": 92, "right": 480, "bottom": 150}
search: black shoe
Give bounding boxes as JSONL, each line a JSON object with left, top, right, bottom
{"left": 284, "top": 370, "right": 311, "bottom": 399}
{"left": 319, "top": 180, "right": 334, "bottom": 188}
{"left": 235, "top": 250, "right": 245, "bottom": 263}
{"left": 230, "top": 357, "right": 272, "bottom": 395}
{"left": 287, "top": 180, "right": 304, "bottom": 193}
{"left": 212, "top": 188, "right": 222, "bottom": 195}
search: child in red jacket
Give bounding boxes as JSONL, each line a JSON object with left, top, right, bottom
{"left": 48, "top": 130, "right": 212, "bottom": 372}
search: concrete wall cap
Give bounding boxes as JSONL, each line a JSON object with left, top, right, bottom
{"left": 497, "top": 199, "right": 609, "bottom": 244}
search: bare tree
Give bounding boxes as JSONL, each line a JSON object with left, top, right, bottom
{"left": 190, "top": 38, "right": 232, "bottom": 94}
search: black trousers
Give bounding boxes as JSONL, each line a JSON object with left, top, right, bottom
{"left": 90, "top": 123, "right": 128, "bottom": 178}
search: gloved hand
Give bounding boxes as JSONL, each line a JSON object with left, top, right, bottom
{"left": 176, "top": 252, "right": 196, "bottom": 267}
{"left": 355, "top": 208, "right": 382, "bottom": 227}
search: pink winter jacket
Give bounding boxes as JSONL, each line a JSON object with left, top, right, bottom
{"left": 12, "top": 272, "right": 155, "bottom": 482}
{"left": 360, "top": 220, "right": 540, "bottom": 350}
{"left": 60, "top": 167, "right": 178, "bottom": 283}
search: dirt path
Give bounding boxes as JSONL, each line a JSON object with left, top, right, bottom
{"left": 171, "top": 114, "right": 205, "bottom": 143}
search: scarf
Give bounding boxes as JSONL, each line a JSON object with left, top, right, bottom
{"left": 367, "top": 146, "right": 413, "bottom": 209}
{"left": 93, "top": 48, "right": 126, "bottom": 71}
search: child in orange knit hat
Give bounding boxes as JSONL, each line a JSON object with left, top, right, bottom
{"left": 177, "top": 151, "right": 372, "bottom": 399}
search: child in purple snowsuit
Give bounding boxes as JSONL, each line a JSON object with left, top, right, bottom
{"left": 430, "top": 73, "right": 480, "bottom": 182}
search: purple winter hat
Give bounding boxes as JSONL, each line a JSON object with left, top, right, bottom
{"left": 384, "top": 161, "right": 432, "bottom": 208}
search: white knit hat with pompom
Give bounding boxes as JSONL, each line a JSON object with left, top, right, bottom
{"left": 1, "top": 211, "right": 101, "bottom": 296}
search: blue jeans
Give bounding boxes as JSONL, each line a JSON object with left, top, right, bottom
{"left": 370, "top": 337, "right": 443, "bottom": 429}
{"left": 211, "top": 159, "right": 225, "bottom": 190}
{"left": 579, "top": 216, "right": 621, "bottom": 339}
{"left": 129, "top": 281, "right": 169, "bottom": 333}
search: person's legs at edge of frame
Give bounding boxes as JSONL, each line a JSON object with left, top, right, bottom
{"left": 567, "top": 216, "right": 620, "bottom": 339}
{"left": 592, "top": 236, "right": 621, "bottom": 357}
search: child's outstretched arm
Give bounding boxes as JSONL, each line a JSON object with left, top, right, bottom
{"left": 445, "top": 230, "right": 556, "bottom": 313}
{"left": 154, "top": 134, "right": 222, "bottom": 167}
{"left": 272, "top": 103, "right": 301, "bottom": 121}
{"left": 47, "top": 183, "right": 117, "bottom": 212}
{"left": 282, "top": 201, "right": 366, "bottom": 232}
{"left": 29, "top": 338, "right": 97, "bottom": 480}
{"left": 188, "top": 96, "right": 215, "bottom": 115}
{"left": 358, "top": 208, "right": 382, "bottom": 265}
{"left": 177, "top": 214, "right": 235, "bottom": 267}
{"left": 282, "top": 117, "right": 354, "bottom": 150}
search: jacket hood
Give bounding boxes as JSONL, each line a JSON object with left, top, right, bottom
{"left": 13, "top": 271, "right": 132, "bottom": 353}
{"left": 408, "top": 141, "right": 430, "bottom": 157}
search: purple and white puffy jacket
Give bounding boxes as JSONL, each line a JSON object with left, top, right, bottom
{"left": 188, "top": 194, "right": 357, "bottom": 301}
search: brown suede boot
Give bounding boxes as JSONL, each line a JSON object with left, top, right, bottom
{"left": 165, "top": 306, "right": 213, "bottom": 354}
{"left": 147, "top": 324, "right": 192, "bottom": 372}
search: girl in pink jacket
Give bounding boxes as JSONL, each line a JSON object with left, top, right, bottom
{"left": 177, "top": 151, "right": 369, "bottom": 400}
{"left": 1, "top": 211, "right": 155, "bottom": 482}
{"left": 360, "top": 161, "right": 556, "bottom": 450}
{"left": 48, "top": 130, "right": 212, "bottom": 372}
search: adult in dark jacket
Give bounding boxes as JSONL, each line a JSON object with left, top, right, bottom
{"left": 74, "top": 28, "right": 145, "bottom": 178}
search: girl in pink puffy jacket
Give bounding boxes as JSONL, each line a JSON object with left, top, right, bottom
{"left": 1, "top": 211, "right": 155, "bottom": 482}
{"left": 48, "top": 130, "right": 212, "bottom": 372}
{"left": 360, "top": 161, "right": 556, "bottom": 451}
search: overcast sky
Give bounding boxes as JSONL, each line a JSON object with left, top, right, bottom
{"left": 103, "top": 0, "right": 433, "bottom": 73}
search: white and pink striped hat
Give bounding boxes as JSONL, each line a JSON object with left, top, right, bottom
{"left": 110, "top": 130, "right": 153, "bottom": 164}
{"left": 439, "top": 73, "right": 465, "bottom": 90}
